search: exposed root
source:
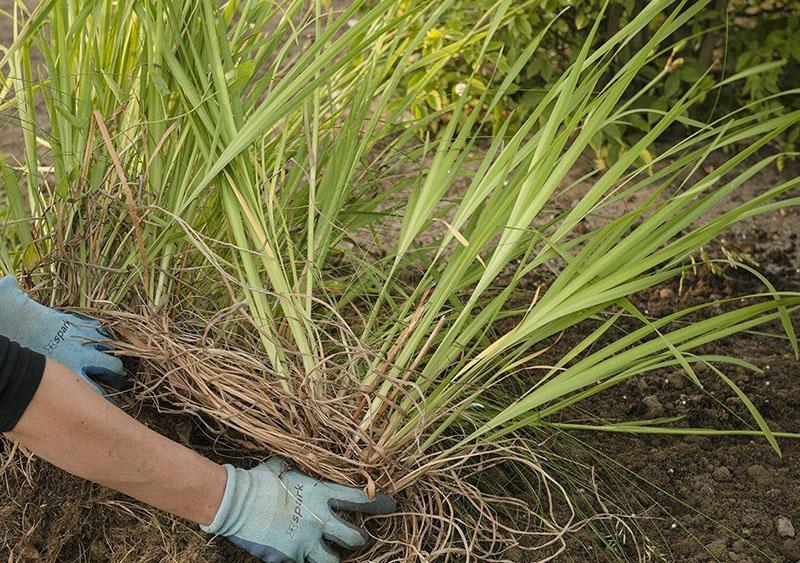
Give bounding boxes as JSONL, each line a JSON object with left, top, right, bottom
{"left": 5, "top": 266, "right": 644, "bottom": 561}
{"left": 63, "top": 308, "right": 631, "bottom": 561}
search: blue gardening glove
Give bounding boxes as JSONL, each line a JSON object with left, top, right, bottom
{"left": 0, "top": 276, "right": 126, "bottom": 395}
{"left": 202, "top": 457, "right": 396, "bottom": 563}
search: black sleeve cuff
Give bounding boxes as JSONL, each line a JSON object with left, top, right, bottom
{"left": 0, "top": 334, "right": 45, "bottom": 432}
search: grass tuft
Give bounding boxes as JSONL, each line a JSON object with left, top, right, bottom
{"left": 1, "top": 0, "right": 798, "bottom": 559}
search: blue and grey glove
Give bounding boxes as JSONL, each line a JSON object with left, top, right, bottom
{"left": 0, "top": 276, "right": 126, "bottom": 395}
{"left": 203, "top": 457, "right": 396, "bottom": 563}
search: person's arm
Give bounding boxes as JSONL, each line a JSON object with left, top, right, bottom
{"left": 0, "top": 336, "right": 394, "bottom": 562}
{"left": 5, "top": 357, "right": 227, "bottom": 523}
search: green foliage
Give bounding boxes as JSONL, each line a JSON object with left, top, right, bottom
{"left": 380, "top": 0, "right": 800, "bottom": 167}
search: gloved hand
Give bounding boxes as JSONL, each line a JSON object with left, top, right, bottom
{"left": 202, "top": 457, "right": 396, "bottom": 563}
{"left": 0, "top": 276, "right": 126, "bottom": 396}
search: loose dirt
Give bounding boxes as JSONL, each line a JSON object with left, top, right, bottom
{"left": 562, "top": 203, "right": 800, "bottom": 563}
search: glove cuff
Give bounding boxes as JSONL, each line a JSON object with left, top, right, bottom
{"left": 201, "top": 464, "right": 238, "bottom": 535}
{"left": 0, "top": 275, "right": 17, "bottom": 292}
{"left": 200, "top": 462, "right": 281, "bottom": 544}
{"left": 0, "top": 276, "right": 22, "bottom": 307}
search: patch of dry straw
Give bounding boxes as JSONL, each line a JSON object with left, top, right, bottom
{"left": 59, "top": 302, "right": 629, "bottom": 562}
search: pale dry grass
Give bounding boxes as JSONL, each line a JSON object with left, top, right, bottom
{"left": 98, "top": 304, "right": 586, "bottom": 562}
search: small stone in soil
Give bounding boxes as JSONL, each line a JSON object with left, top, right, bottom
{"left": 658, "top": 288, "right": 674, "bottom": 299}
{"left": 712, "top": 466, "right": 731, "bottom": 481}
{"left": 643, "top": 395, "right": 664, "bottom": 417}
{"left": 746, "top": 463, "right": 771, "bottom": 486}
{"left": 776, "top": 515, "right": 795, "bottom": 538}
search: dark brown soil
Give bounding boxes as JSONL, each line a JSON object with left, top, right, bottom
{"left": 551, "top": 185, "right": 800, "bottom": 563}
{"left": 0, "top": 401, "right": 251, "bottom": 562}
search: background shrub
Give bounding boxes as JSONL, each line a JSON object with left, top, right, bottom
{"left": 380, "top": 0, "right": 800, "bottom": 167}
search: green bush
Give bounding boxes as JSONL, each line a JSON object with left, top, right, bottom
{"left": 382, "top": 0, "right": 800, "bottom": 168}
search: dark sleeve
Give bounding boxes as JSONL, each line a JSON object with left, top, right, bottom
{"left": 0, "top": 334, "right": 45, "bottom": 432}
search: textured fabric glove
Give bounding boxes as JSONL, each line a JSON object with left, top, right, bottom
{"left": 202, "top": 457, "right": 396, "bottom": 563}
{"left": 0, "top": 276, "right": 126, "bottom": 395}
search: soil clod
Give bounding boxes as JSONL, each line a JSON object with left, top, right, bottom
{"left": 643, "top": 395, "right": 664, "bottom": 417}
{"left": 746, "top": 464, "right": 771, "bottom": 487}
{"left": 712, "top": 466, "right": 732, "bottom": 481}
{"left": 777, "top": 516, "right": 796, "bottom": 538}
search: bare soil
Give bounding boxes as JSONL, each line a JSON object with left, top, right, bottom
{"left": 559, "top": 198, "right": 800, "bottom": 563}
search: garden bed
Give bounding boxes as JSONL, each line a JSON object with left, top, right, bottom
{"left": 1, "top": 160, "right": 797, "bottom": 563}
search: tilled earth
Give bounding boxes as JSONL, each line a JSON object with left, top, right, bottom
{"left": 555, "top": 189, "right": 800, "bottom": 563}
